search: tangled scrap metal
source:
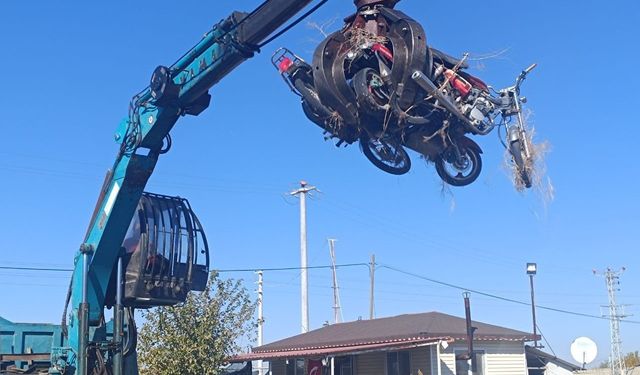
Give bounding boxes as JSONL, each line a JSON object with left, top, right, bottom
{"left": 274, "top": 0, "right": 538, "bottom": 188}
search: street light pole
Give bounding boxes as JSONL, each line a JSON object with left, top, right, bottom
{"left": 527, "top": 263, "right": 539, "bottom": 348}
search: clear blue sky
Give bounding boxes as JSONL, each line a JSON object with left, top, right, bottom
{"left": 1, "top": 0, "right": 639, "bottom": 367}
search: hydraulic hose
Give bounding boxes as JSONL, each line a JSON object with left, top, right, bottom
{"left": 122, "top": 307, "right": 138, "bottom": 357}
{"left": 60, "top": 276, "right": 73, "bottom": 338}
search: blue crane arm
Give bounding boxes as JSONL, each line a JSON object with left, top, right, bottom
{"left": 59, "top": 0, "right": 323, "bottom": 373}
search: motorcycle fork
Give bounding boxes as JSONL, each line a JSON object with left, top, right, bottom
{"left": 511, "top": 91, "right": 532, "bottom": 159}
{"left": 443, "top": 141, "right": 464, "bottom": 164}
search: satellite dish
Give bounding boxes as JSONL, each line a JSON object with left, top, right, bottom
{"left": 570, "top": 337, "right": 598, "bottom": 366}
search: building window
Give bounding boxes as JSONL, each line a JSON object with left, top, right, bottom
{"left": 286, "top": 358, "right": 306, "bottom": 375}
{"left": 335, "top": 356, "right": 353, "bottom": 375}
{"left": 387, "top": 351, "right": 410, "bottom": 375}
{"left": 455, "top": 350, "right": 485, "bottom": 375}
{"left": 286, "top": 357, "right": 351, "bottom": 375}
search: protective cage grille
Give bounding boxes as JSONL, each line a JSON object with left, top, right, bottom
{"left": 122, "top": 192, "right": 210, "bottom": 307}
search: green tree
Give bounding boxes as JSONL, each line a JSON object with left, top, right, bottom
{"left": 137, "top": 271, "right": 256, "bottom": 375}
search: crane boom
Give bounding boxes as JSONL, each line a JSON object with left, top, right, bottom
{"left": 53, "top": 1, "right": 325, "bottom": 374}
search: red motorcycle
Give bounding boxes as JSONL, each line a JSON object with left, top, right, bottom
{"left": 272, "top": 1, "right": 536, "bottom": 187}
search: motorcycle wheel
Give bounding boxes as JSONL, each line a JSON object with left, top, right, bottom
{"left": 352, "top": 68, "right": 390, "bottom": 114}
{"left": 509, "top": 139, "right": 533, "bottom": 188}
{"left": 360, "top": 136, "right": 411, "bottom": 175}
{"left": 435, "top": 146, "right": 482, "bottom": 186}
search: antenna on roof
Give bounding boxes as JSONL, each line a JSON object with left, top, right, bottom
{"left": 328, "top": 239, "right": 343, "bottom": 324}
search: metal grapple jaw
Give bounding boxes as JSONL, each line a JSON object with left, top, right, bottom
{"left": 354, "top": 0, "right": 400, "bottom": 9}
{"left": 106, "top": 192, "right": 210, "bottom": 308}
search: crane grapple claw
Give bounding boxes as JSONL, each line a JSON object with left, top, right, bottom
{"left": 106, "top": 192, "right": 210, "bottom": 308}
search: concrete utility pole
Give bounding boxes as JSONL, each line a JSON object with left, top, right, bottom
{"left": 328, "top": 239, "right": 342, "bottom": 324}
{"left": 290, "top": 181, "right": 317, "bottom": 333}
{"left": 595, "top": 267, "right": 628, "bottom": 375}
{"left": 369, "top": 254, "right": 376, "bottom": 319}
{"left": 256, "top": 271, "right": 265, "bottom": 375}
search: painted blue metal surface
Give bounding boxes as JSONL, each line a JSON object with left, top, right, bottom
{"left": 62, "top": 14, "right": 249, "bottom": 369}
{"left": 50, "top": 1, "right": 321, "bottom": 373}
{"left": 0, "top": 316, "right": 64, "bottom": 371}
{"left": 1, "top": 316, "right": 118, "bottom": 372}
{"left": 0, "top": 316, "right": 63, "bottom": 355}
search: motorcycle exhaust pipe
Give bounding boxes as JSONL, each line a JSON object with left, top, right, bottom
{"left": 293, "top": 79, "right": 334, "bottom": 118}
{"left": 411, "top": 71, "right": 486, "bottom": 135}
{"left": 411, "top": 71, "right": 466, "bottom": 121}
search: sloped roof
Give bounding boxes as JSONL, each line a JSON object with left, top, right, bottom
{"left": 232, "top": 338, "right": 441, "bottom": 362}
{"left": 525, "top": 346, "right": 582, "bottom": 372}
{"left": 255, "top": 311, "right": 536, "bottom": 354}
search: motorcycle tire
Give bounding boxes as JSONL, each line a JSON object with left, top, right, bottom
{"left": 360, "top": 135, "right": 411, "bottom": 175}
{"left": 435, "top": 146, "right": 482, "bottom": 186}
{"left": 509, "top": 139, "right": 533, "bottom": 188}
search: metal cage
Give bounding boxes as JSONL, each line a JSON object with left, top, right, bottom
{"left": 121, "top": 192, "right": 210, "bottom": 307}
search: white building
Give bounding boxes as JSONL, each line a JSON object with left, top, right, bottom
{"left": 232, "top": 311, "right": 575, "bottom": 375}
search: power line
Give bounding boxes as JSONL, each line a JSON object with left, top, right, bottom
{"left": 0, "top": 263, "right": 370, "bottom": 274}
{"left": 4, "top": 262, "right": 639, "bottom": 326}
{"left": 319, "top": 197, "right": 539, "bottom": 271}
{"left": 535, "top": 323, "right": 556, "bottom": 356}
{"left": 378, "top": 264, "right": 640, "bottom": 325}
{"left": 0, "top": 161, "right": 285, "bottom": 195}
{"left": 215, "top": 263, "right": 369, "bottom": 273}
{"left": 0, "top": 266, "right": 73, "bottom": 272}
{"left": 321, "top": 195, "right": 594, "bottom": 276}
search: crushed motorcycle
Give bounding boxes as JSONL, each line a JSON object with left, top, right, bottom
{"left": 272, "top": 4, "right": 537, "bottom": 187}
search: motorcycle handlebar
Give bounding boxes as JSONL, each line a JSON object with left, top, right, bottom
{"left": 486, "top": 95, "right": 503, "bottom": 106}
{"left": 515, "top": 63, "right": 537, "bottom": 89}
{"left": 524, "top": 63, "right": 537, "bottom": 75}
